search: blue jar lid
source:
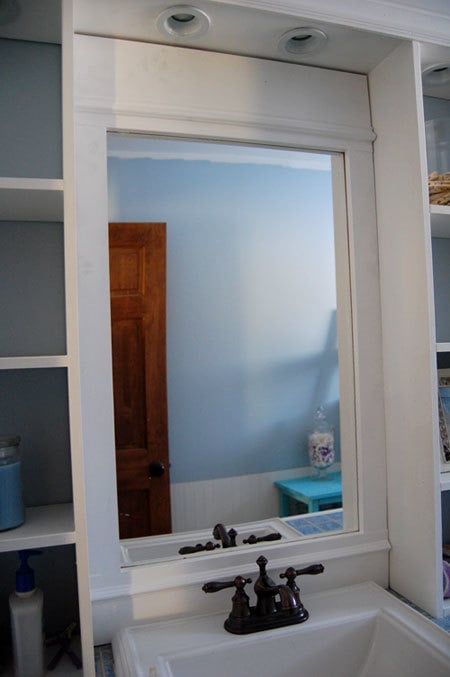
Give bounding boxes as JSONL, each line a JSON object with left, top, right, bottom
{"left": 0, "top": 436, "right": 20, "bottom": 461}
{"left": 0, "top": 435, "right": 20, "bottom": 448}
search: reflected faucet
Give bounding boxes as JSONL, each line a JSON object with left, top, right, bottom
{"left": 213, "top": 523, "right": 237, "bottom": 548}
{"left": 202, "top": 555, "right": 324, "bottom": 634}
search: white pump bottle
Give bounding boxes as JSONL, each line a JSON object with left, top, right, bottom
{"left": 9, "top": 549, "right": 45, "bottom": 677}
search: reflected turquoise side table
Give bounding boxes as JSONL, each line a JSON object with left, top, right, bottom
{"left": 274, "top": 472, "right": 342, "bottom": 516}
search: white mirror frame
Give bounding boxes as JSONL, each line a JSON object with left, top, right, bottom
{"left": 72, "top": 35, "right": 389, "bottom": 610}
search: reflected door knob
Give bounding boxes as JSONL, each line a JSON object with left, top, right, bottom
{"left": 149, "top": 461, "right": 165, "bottom": 477}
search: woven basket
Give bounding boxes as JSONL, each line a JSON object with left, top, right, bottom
{"left": 429, "top": 171, "right": 450, "bottom": 206}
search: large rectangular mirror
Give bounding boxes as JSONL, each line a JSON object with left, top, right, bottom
{"left": 107, "top": 134, "right": 356, "bottom": 563}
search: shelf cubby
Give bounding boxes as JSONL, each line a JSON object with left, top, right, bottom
{"left": 0, "top": 178, "right": 64, "bottom": 222}
{"left": 430, "top": 205, "right": 450, "bottom": 238}
{"left": 0, "top": 503, "right": 75, "bottom": 553}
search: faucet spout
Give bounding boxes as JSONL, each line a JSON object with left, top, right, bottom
{"left": 213, "top": 523, "right": 232, "bottom": 548}
{"left": 277, "top": 585, "right": 300, "bottom": 611}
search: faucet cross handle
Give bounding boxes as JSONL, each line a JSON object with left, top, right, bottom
{"left": 228, "top": 528, "right": 238, "bottom": 547}
{"left": 280, "top": 563, "right": 324, "bottom": 584}
{"left": 243, "top": 532, "right": 282, "bottom": 544}
{"left": 202, "top": 575, "right": 252, "bottom": 594}
{"left": 295, "top": 564, "right": 325, "bottom": 577}
{"left": 280, "top": 563, "right": 324, "bottom": 604}
{"left": 178, "top": 541, "right": 220, "bottom": 555}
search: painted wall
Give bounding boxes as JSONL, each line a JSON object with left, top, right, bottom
{"left": 0, "top": 39, "right": 61, "bottom": 179}
{"left": 432, "top": 237, "right": 450, "bottom": 342}
{"left": 424, "top": 96, "right": 450, "bottom": 344}
{"left": 107, "top": 138, "right": 340, "bottom": 484}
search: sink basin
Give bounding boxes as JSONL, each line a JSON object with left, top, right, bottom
{"left": 112, "top": 582, "right": 450, "bottom": 677}
{"left": 155, "top": 609, "right": 448, "bottom": 677}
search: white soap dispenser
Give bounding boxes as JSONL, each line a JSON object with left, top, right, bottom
{"left": 9, "top": 549, "right": 44, "bottom": 677}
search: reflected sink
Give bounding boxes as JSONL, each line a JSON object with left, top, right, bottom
{"left": 112, "top": 583, "right": 450, "bottom": 677}
{"left": 120, "top": 518, "right": 298, "bottom": 566}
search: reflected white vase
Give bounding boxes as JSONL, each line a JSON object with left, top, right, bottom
{"left": 308, "top": 431, "right": 335, "bottom": 479}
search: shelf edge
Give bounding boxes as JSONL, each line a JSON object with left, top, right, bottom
{"left": 0, "top": 356, "right": 69, "bottom": 370}
{"left": 0, "top": 504, "right": 76, "bottom": 553}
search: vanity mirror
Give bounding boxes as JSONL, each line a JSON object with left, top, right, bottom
{"left": 107, "top": 134, "right": 357, "bottom": 558}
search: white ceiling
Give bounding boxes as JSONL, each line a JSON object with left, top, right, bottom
{"left": 73, "top": 0, "right": 401, "bottom": 75}
{"left": 1, "top": 0, "right": 449, "bottom": 96}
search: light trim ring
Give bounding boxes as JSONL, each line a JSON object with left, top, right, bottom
{"left": 157, "top": 5, "right": 211, "bottom": 39}
{"left": 279, "top": 27, "right": 328, "bottom": 57}
{"left": 422, "top": 63, "right": 450, "bottom": 88}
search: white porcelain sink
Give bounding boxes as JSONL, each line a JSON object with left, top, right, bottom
{"left": 112, "top": 583, "right": 450, "bottom": 677}
{"left": 155, "top": 609, "right": 448, "bottom": 677}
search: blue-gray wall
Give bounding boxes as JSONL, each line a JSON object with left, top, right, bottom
{"left": 108, "top": 139, "right": 340, "bottom": 483}
{"left": 424, "top": 97, "right": 450, "bottom": 345}
{"left": 0, "top": 39, "right": 61, "bottom": 178}
{"left": 432, "top": 237, "right": 450, "bottom": 342}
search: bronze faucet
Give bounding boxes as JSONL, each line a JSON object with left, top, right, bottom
{"left": 202, "top": 555, "right": 324, "bottom": 634}
{"left": 212, "top": 523, "right": 237, "bottom": 548}
{"left": 179, "top": 527, "right": 282, "bottom": 556}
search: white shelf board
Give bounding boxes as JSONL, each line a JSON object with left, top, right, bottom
{"left": 430, "top": 205, "right": 450, "bottom": 238}
{"left": 0, "top": 504, "right": 75, "bottom": 553}
{"left": 443, "top": 598, "right": 450, "bottom": 618}
{"left": 0, "top": 178, "right": 64, "bottom": 222}
{"left": 437, "top": 343, "right": 450, "bottom": 353}
{"left": 0, "top": 355, "right": 68, "bottom": 370}
{"left": 440, "top": 472, "right": 450, "bottom": 491}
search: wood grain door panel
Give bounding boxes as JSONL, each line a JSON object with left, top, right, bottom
{"left": 109, "top": 222, "right": 171, "bottom": 538}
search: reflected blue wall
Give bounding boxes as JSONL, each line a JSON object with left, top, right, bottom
{"left": 108, "top": 141, "right": 340, "bottom": 483}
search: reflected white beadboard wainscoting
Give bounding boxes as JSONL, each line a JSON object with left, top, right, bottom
{"left": 170, "top": 465, "right": 340, "bottom": 532}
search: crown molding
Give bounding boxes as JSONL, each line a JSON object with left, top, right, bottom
{"left": 209, "top": 0, "right": 450, "bottom": 47}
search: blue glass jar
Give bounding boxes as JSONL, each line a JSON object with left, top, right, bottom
{"left": 0, "top": 435, "right": 25, "bottom": 530}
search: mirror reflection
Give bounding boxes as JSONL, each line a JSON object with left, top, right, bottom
{"left": 107, "top": 135, "right": 348, "bottom": 558}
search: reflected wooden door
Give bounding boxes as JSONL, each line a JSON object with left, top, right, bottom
{"left": 109, "top": 222, "right": 171, "bottom": 539}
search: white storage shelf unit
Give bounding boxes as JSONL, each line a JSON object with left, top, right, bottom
{"left": 0, "top": 16, "right": 93, "bottom": 675}
{"left": 431, "top": 204, "right": 450, "bottom": 616}
{"left": 368, "top": 40, "right": 450, "bottom": 621}
{"left": 424, "top": 64, "right": 450, "bottom": 615}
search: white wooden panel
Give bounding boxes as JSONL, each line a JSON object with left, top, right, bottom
{"left": 0, "top": 178, "right": 63, "bottom": 222}
{"left": 73, "top": 36, "right": 389, "bottom": 627}
{"left": 0, "top": 504, "right": 75, "bottom": 552}
{"left": 0, "top": 356, "right": 68, "bottom": 370}
{"left": 369, "top": 41, "right": 443, "bottom": 617}
{"left": 74, "top": 35, "right": 374, "bottom": 143}
{"left": 431, "top": 206, "right": 450, "bottom": 238}
{"left": 62, "top": 2, "right": 95, "bottom": 673}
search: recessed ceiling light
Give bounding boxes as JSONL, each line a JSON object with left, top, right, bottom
{"left": 279, "top": 27, "right": 328, "bottom": 57}
{"left": 422, "top": 63, "right": 450, "bottom": 87}
{"left": 156, "top": 5, "right": 211, "bottom": 39}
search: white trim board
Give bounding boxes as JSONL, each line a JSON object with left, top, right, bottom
{"left": 73, "top": 35, "right": 387, "bottom": 634}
